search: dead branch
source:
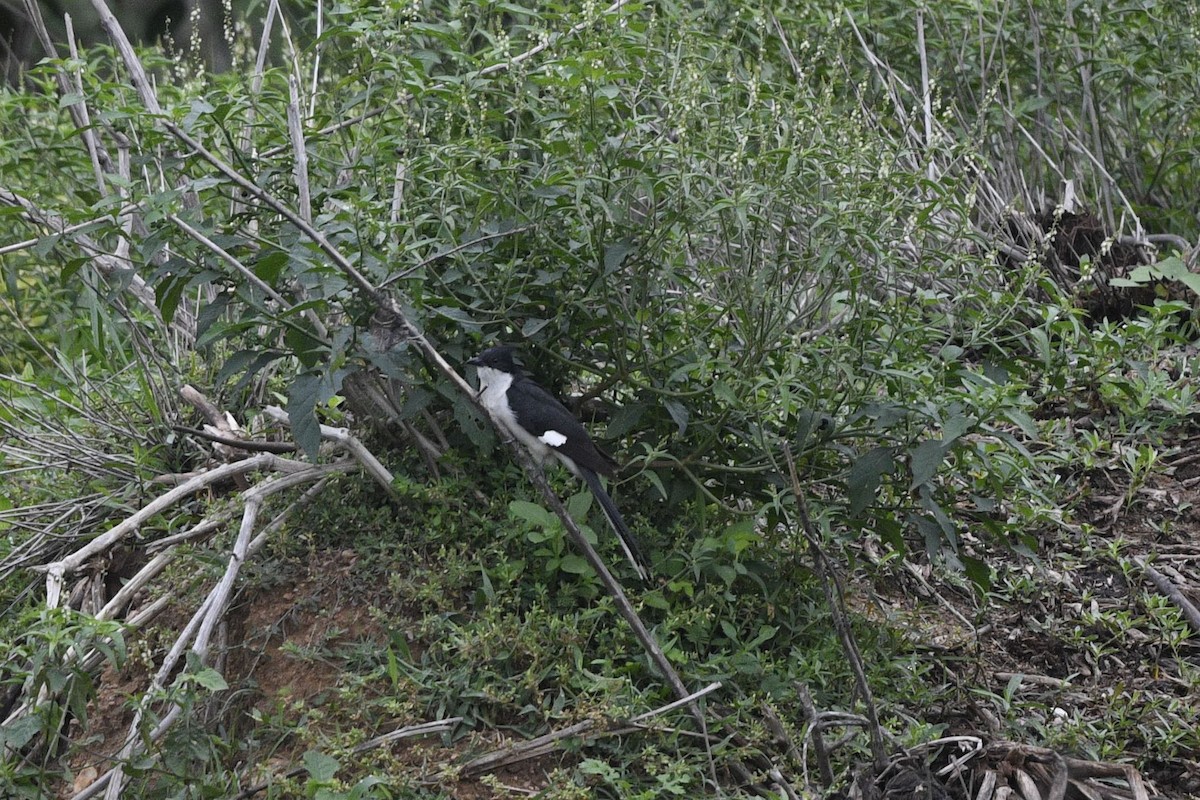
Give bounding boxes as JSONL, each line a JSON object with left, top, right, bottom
{"left": 993, "top": 672, "right": 1072, "bottom": 690}
{"left": 230, "top": 718, "right": 463, "bottom": 800}
{"left": 380, "top": 226, "right": 532, "bottom": 288}
{"left": 459, "top": 683, "right": 720, "bottom": 778}
{"left": 97, "top": 463, "right": 351, "bottom": 800}
{"left": 35, "top": 453, "right": 305, "bottom": 609}
{"left": 784, "top": 444, "right": 889, "bottom": 773}
{"left": 796, "top": 682, "right": 834, "bottom": 788}
{"left": 1131, "top": 555, "right": 1200, "bottom": 636}
{"left": 0, "top": 187, "right": 162, "bottom": 323}
{"left": 172, "top": 426, "right": 298, "bottom": 454}
{"left": 262, "top": 405, "right": 397, "bottom": 498}
{"left": 169, "top": 219, "right": 296, "bottom": 310}
{"left": 630, "top": 681, "right": 722, "bottom": 724}
{"left": 974, "top": 742, "right": 1152, "bottom": 800}
{"left": 19, "top": 1, "right": 113, "bottom": 178}
{"left": 459, "top": 719, "right": 609, "bottom": 777}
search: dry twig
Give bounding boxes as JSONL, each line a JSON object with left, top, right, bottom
{"left": 783, "top": 444, "right": 889, "bottom": 773}
{"left": 1132, "top": 555, "right": 1200, "bottom": 636}
{"left": 460, "top": 682, "right": 722, "bottom": 778}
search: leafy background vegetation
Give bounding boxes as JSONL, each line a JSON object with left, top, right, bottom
{"left": 2, "top": 0, "right": 1199, "bottom": 797}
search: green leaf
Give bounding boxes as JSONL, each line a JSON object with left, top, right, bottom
{"left": 1003, "top": 408, "right": 1039, "bottom": 439}
{"left": 942, "top": 411, "right": 971, "bottom": 443}
{"left": 154, "top": 274, "right": 187, "bottom": 325}
{"left": 181, "top": 98, "right": 216, "bottom": 130}
{"left": 217, "top": 349, "right": 281, "bottom": 391}
{"left": 348, "top": 776, "right": 388, "bottom": 800}
{"left": 284, "top": 323, "right": 326, "bottom": 368}
{"left": 559, "top": 554, "right": 591, "bottom": 574}
{"left": 642, "top": 591, "right": 670, "bottom": 610}
{"left": 60, "top": 256, "right": 88, "bottom": 284}
{"left": 432, "top": 305, "right": 480, "bottom": 330}
{"left": 712, "top": 563, "right": 737, "bottom": 586}
{"left": 1151, "top": 255, "right": 1187, "bottom": 279}
{"left": 192, "top": 667, "right": 228, "bottom": 691}
{"left": 663, "top": 399, "right": 689, "bottom": 435}
{"left": 1178, "top": 274, "right": 1200, "bottom": 296}
{"left": 603, "top": 240, "right": 636, "bottom": 272}
{"left": 848, "top": 446, "right": 895, "bottom": 516}
{"left": 962, "top": 555, "right": 992, "bottom": 591}
{"left": 253, "top": 250, "right": 290, "bottom": 284}
{"left": 721, "top": 518, "right": 759, "bottom": 553}
{"left": 521, "top": 317, "right": 550, "bottom": 336}
{"left": 909, "top": 439, "right": 948, "bottom": 489}
{"left": 746, "top": 624, "right": 779, "bottom": 649}
{"left": 605, "top": 403, "right": 646, "bottom": 438}
{"left": 918, "top": 488, "right": 958, "bottom": 547}
{"left": 0, "top": 715, "right": 44, "bottom": 750}
{"left": 194, "top": 292, "right": 232, "bottom": 343}
{"left": 509, "top": 500, "right": 553, "bottom": 528}
{"left": 303, "top": 749, "right": 340, "bottom": 783}
{"left": 1110, "top": 257, "right": 1200, "bottom": 296}
{"left": 567, "top": 490, "right": 592, "bottom": 520}
{"left": 791, "top": 408, "right": 829, "bottom": 448}
{"left": 877, "top": 517, "right": 905, "bottom": 553}
{"left": 287, "top": 373, "right": 323, "bottom": 459}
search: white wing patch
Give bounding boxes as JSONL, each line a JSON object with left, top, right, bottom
{"left": 539, "top": 429, "right": 568, "bottom": 447}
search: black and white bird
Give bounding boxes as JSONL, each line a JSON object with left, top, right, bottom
{"left": 468, "top": 345, "right": 650, "bottom": 581}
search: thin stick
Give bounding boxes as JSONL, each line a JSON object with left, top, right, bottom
{"left": 287, "top": 73, "right": 312, "bottom": 224}
{"left": 263, "top": 405, "right": 397, "bottom": 497}
{"left": 1062, "top": 1, "right": 1111, "bottom": 229}
{"left": 82, "top": 0, "right": 162, "bottom": 114}
{"left": 916, "top": 9, "right": 935, "bottom": 182}
{"left": 1133, "top": 556, "right": 1200, "bottom": 635}
{"left": 21, "top": 1, "right": 113, "bottom": 176}
{"left": 98, "top": 591, "right": 215, "bottom": 799}
{"left": 478, "top": 0, "right": 633, "bottom": 78}
{"left": 0, "top": 187, "right": 161, "bottom": 323}
{"left": 172, "top": 425, "right": 297, "bottom": 454}
{"left": 461, "top": 683, "right": 720, "bottom": 778}
{"left": 64, "top": 13, "right": 108, "bottom": 191}
{"left": 460, "top": 718, "right": 605, "bottom": 776}
{"left": 796, "top": 682, "right": 834, "bottom": 787}
{"left": 381, "top": 226, "right": 532, "bottom": 287}
{"left": 169, "top": 216, "right": 292, "bottom": 306}
{"left": 308, "top": 0, "right": 324, "bottom": 117}
{"left": 259, "top": 0, "right": 635, "bottom": 159}
{"left": 783, "top": 444, "right": 888, "bottom": 773}
{"left": 36, "top": 453, "right": 302, "bottom": 607}
{"left": 512, "top": 450, "right": 704, "bottom": 725}
{"left": 98, "top": 465, "right": 347, "bottom": 799}
{"left": 0, "top": 216, "right": 107, "bottom": 256}
{"left": 629, "top": 681, "right": 721, "bottom": 724}
{"left": 231, "top": 718, "right": 461, "bottom": 800}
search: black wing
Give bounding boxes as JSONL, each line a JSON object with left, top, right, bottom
{"left": 508, "top": 375, "right": 615, "bottom": 476}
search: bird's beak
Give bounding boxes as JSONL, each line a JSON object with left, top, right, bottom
{"left": 467, "top": 356, "right": 482, "bottom": 367}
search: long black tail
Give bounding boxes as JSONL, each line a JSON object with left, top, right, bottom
{"left": 581, "top": 468, "right": 651, "bottom": 582}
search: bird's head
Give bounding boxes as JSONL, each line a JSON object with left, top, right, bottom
{"left": 467, "top": 344, "right": 522, "bottom": 374}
